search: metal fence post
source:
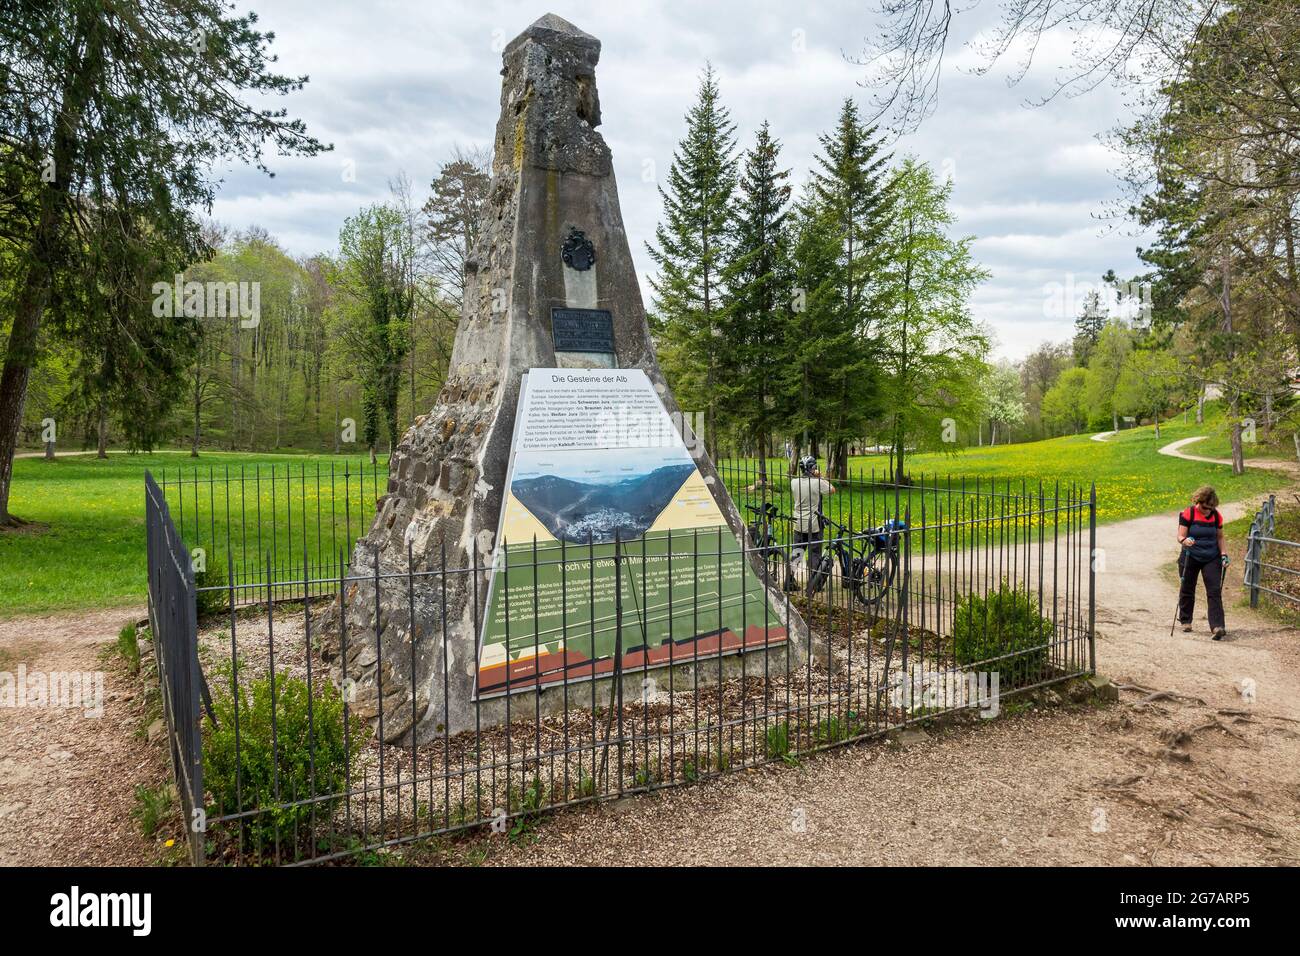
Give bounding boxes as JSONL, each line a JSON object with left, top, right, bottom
{"left": 1088, "top": 483, "right": 1097, "bottom": 676}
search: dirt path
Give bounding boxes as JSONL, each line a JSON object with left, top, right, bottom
{"left": 0, "top": 606, "right": 167, "bottom": 866}
{"left": 441, "top": 493, "right": 1300, "bottom": 867}
{"left": 1159, "top": 436, "right": 1299, "bottom": 474}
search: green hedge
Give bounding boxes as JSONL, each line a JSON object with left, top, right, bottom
{"left": 951, "top": 584, "right": 1053, "bottom": 687}
{"left": 205, "top": 669, "right": 362, "bottom": 854}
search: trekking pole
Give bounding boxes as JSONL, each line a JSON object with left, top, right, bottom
{"left": 1170, "top": 543, "right": 1190, "bottom": 637}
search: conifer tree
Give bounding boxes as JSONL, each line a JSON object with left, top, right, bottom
{"left": 647, "top": 65, "right": 738, "bottom": 461}
{"left": 719, "top": 121, "right": 791, "bottom": 484}
{"left": 781, "top": 192, "right": 878, "bottom": 475}
{"left": 805, "top": 99, "right": 893, "bottom": 477}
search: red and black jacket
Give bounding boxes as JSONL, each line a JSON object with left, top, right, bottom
{"left": 1178, "top": 505, "right": 1222, "bottom": 562}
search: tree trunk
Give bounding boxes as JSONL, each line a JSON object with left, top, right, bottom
{"left": 1196, "top": 388, "right": 1205, "bottom": 424}
{"left": 97, "top": 406, "right": 108, "bottom": 458}
{"left": 192, "top": 382, "right": 201, "bottom": 457}
{"left": 1230, "top": 411, "right": 1244, "bottom": 475}
{"left": 0, "top": 252, "right": 54, "bottom": 524}
{"left": 0, "top": 12, "right": 98, "bottom": 523}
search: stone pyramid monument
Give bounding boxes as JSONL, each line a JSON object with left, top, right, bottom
{"left": 325, "top": 14, "right": 806, "bottom": 742}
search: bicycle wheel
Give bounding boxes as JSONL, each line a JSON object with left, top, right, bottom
{"left": 761, "top": 547, "right": 787, "bottom": 590}
{"left": 859, "top": 550, "right": 890, "bottom": 607}
{"left": 805, "top": 553, "right": 833, "bottom": 599}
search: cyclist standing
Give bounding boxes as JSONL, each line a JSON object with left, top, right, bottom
{"left": 1177, "top": 485, "right": 1228, "bottom": 640}
{"left": 788, "top": 455, "right": 835, "bottom": 589}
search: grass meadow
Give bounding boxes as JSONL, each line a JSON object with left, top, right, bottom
{"left": 1, "top": 401, "right": 1289, "bottom": 616}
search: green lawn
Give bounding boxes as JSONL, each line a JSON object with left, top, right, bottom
{"left": 2, "top": 402, "right": 1292, "bottom": 617}
{"left": 723, "top": 404, "right": 1286, "bottom": 532}
{"left": 2, "top": 452, "right": 384, "bottom": 617}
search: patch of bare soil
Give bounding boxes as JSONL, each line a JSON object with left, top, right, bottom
{"left": 0, "top": 607, "right": 173, "bottom": 866}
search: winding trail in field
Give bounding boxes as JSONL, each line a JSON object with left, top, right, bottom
{"left": 12, "top": 449, "right": 196, "bottom": 460}
{"left": 1158, "top": 435, "right": 1299, "bottom": 475}
{"left": 456, "top": 490, "right": 1300, "bottom": 867}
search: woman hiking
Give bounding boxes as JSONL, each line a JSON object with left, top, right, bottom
{"left": 1176, "top": 485, "right": 1229, "bottom": 640}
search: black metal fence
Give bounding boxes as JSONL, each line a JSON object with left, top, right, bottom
{"left": 156, "top": 459, "right": 385, "bottom": 604}
{"left": 144, "top": 472, "right": 206, "bottom": 865}
{"left": 1245, "top": 495, "right": 1300, "bottom": 609}
{"left": 145, "top": 463, "right": 1097, "bottom": 866}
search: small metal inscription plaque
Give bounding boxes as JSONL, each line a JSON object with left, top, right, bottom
{"left": 551, "top": 307, "right": 615, "bottom": 354}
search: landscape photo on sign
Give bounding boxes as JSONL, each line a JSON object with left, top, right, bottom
{"left": 476, "top": 369, "right": 787, "bottom": 698}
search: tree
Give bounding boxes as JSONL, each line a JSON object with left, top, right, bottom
{"left": 1073, "top": 290, "right": 1108, "bottom": 366}
{"left": 647, "top": 65, "right": 738, "bottom": 462}
{"left": 718, "top": 121, "right": 791, "bottom": 485}
{"left": 780, "top": 196, "right": 878, "bottom": 471}
{"left": 856, "top": 1, "right": 1221, "bottom": 134}
{"left": 808, "top": 99, "right": 894, "bottom": 477}
{"left": 1041, "top": 366, "right": 1091, "bottom": 435}
{"left": 419, "top": 148, "right": 491, "bottom": 407}
{"left": 1114, "top": 1, "right": 1300, "bottom": 469}
{"left": 1021, "top": 341, "right": 1072, "bottom": 436}
{"left": 875, "top": 158, "right": 989, "bottom": 479}
{"left": 333, "top": 204, "right": 414, "bottom": 463}
{"left": 1085, "top": 321, "right": 1135, "bottom": 431}
{"left": 982, "top": 361, "right": 1026, "bottom": 445}
{"left": 0, "top": 0, "right": 326, "bottom": 524}
{"left": 1115, "top": 347, "right": 1181, "bottom": 438}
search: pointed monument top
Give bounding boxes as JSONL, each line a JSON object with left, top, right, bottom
{"left": 528, "top": 13, "right": 595, "bottom": 39}
{"left": 507, "top": 13, "right": 599, "bottom": 55}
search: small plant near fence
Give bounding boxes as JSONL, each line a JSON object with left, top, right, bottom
{"left": 204, "top": 666, "right": 364, "bottom": 859}
{"left": 951, "top": 585, "right": 1053, "bottom": 687}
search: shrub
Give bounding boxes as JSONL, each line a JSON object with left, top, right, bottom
{"left": 951, "top": 584, "right": 1052, "bottom": 688}
{"left": 194, "top": 565, "right": 228, "bottom": 619}
{"left": 204, "top": 669, "right": 362, "bottom": 853}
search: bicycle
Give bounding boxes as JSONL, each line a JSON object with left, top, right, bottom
{"left": 745, "top": 502, "right": 790, "bottom": 587}
{"left": 805, "top": 512, "right": 906, "bottom": 612}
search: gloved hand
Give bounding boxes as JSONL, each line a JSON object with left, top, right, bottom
{"left": 1221, "top": 554, "right": 1230, "bottom": 568}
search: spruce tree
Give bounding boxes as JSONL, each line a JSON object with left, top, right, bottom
{"left": 719, "top": 121, "right": 792, "bottom": 485}
{"left": 805, "top": 99, "right": 894, "bottom": 478}
{"left": 781, "top": 192, "right": 877, "bottom": 476}
{"left": 647, "top": 65, "right": 738, "bottom": 462}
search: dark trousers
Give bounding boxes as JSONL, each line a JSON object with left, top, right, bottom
{"left": 1178, "top": 552, "right": 1225, "bottom": 630}
{"left": 785, "top": 529, "right": 823, "bottom": 590}
{"left": 793, "top": 529, "right": 823, "bottom": 567}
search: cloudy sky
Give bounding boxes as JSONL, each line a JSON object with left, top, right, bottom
{"left": 211, "top": 0, "right": 1154, "bottom": 360}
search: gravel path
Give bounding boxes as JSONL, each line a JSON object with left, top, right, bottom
{"left": 0, "top": 607, "right": 167, "bottom": 866}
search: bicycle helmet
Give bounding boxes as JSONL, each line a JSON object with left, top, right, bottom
{"left": 797, "top": 455, "right": 817, "bottom": 476}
